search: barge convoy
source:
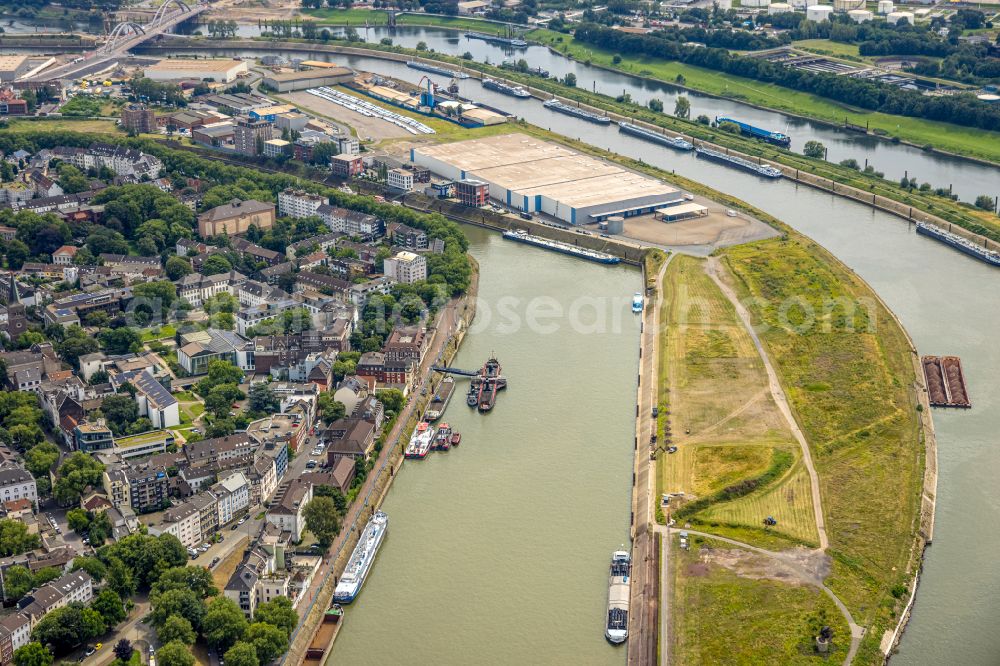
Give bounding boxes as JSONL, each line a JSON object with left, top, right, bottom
{"left": 466, "top": 356, "right": 507, "bottom": 412}
{"left": 482, "top": 77, "right": 531, "bottom": 98}
{"left": 405, "top": 60, "right": 469, "bottom": 79}
{"left": 605, "top": 550, "right": 631, "bottom": 644}
{"left": 716, "top": 116, "right": 791, "bottom": 147}
{"left": 922, "top": 355, "right": 971, "bottom": 408}
{"left": 503, "top": 229, "right": 621, "bottom": 264}
{"left": 915, "top": 222, "right": 1000, "bottom": 267}
{"left": 618, "top": 121, "right": 693, "bottom": 151}
{"left": 333, "top": 511, "right": 389, "bottom": 604}
{"left": 695, "top": 147, "right": 783, "bottom": 179}
{"left": 543, "top": 98, "right": 611, "bottom": 124}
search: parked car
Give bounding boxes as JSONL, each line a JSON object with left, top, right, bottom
{"left": 85, "top": 648, "right": 95, "bottom": 657}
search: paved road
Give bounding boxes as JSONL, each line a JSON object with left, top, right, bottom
{"left": 705, "top": 257, "right": 829, "bottom": 550}
{"left": 628, "top": 255, "right": 671, "bottom": 666}
{"left": 287, "top": 292, "right": 463, "bottom": 660}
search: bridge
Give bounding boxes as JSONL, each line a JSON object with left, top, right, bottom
{"left": 29, "top": 0, "right": 209, "bottom": 82}
{"left": 430, "top": 365, "right": 481, "bottom": 377}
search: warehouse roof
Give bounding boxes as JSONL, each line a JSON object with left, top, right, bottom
{"left": 264, "top": 67, "right": 353, "bottom": 82}
{"left": 147, "top": 58, "right": 243, "bottom": 72}
{"left": 416, "top": 133, "right": 574, "bottom": 172}
{"left": 520, "top": 171, "right": 677, "bottom": 209}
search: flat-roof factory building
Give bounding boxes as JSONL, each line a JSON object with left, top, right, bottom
{"left": 411, "top": 134, "right": 682, "bottom": 224}
{"left": 144, "top": 58, "right": 248, "bottom": 83}
{"left": 261, "top": 68, "right": 354, "bottom": 92}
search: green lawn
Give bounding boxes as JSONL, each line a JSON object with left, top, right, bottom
{"left": 141, "top": 324, "right": 176, "bottom": 342}
{"left": 793, "top": 39, "right": 862, "bottom": 59}
{"left": 302, "top": 7, "right": 513, "bottom": 33}
{"left": 526, "top": 28, "right": 1000, "bottom": 164}
{"left": 670, "top": 537, "right": 850, "bottom": 665}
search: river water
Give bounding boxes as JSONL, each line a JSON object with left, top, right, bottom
{"left": 127, "top": 36, "right": 1000, "bottom": 666}
{"left": 329, "top": 226, "right": 640, "bottom": 664}
{"left": 158, "top": 44, "right": 1000, "bottom": 664}
{"left": 166, "top": 23, "right": 1000, "bottom": 204}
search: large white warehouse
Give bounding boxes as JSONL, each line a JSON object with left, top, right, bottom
{"left": 411, "top": 134, "right": 681, "bottom": 224}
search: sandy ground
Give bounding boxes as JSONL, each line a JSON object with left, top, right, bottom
{"left": 700, "top": 546, "right": 832, "bottom": 585}
{"left": 283, "top": 90, "right": 412, "bottom": 141}
{"left": 619, "top": 192, "right": 779, "bottom": 252}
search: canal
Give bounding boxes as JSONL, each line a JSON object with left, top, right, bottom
{"left": 158, "top": 44, "right": 1000, "bottom": 664}
{"left": 173, "top": 23, "right": 1000, "bottom": 203}
{"left": 329, "top": 226, "right": 640, "bottom": 664}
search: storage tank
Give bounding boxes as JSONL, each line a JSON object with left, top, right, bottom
{"left": 833, "top": 0, "right": 863, "bottom": 10}
{"left": 714, "top": 0, "right": 733, "bottom": 9}
{"left": 886, "top": 10, "right": 913, "bottom": 24}
{"left": 877, "top": 0, "right": 893, "bottom": 13}
{"left": 806, "top": 4, "right": 833, "bottom": 20}
{"left": 848, "top": 8, "right": 873, "bottom": 21}
{"left": 769, "top": 3, "right": 792, "bottom": 14}
{"left": 741, "top": 0, "right": 770, "bottom": 7}
{"left": 976, "top": 93, "right": 1000, "bottom": 104}
{"left": 605, "top": 216, "right": 624, "bottom": 235}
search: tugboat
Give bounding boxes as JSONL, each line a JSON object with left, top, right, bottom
{"left": 466, "top": 382, "right": 480, "bottom": 407}
{"left": 451, "top": 431, "right": 462, "bottom": 446}
{"left": 435, "top": 424, "right": 453, "bottom": 451}
{"left": 606, "top": 550, "right": 631, "bottom": 644}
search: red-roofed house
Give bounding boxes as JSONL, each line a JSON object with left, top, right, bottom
{"left": 52, "top": 245, "right": 79, "bottom": 265}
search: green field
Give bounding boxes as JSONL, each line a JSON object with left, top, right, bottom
{"left": 670, "top": 536, "right": 850, "bottom": 665}
{"left": 657, "top": 255, "right": 817, "bottom": 546}
{"left": 793, "top": 39, "right": 863, "bottom": 59}
{"left": 526, "top": 28, "right": 1000, "bottom": 165}
{"left": 302, "top": 7, "right": 511, "bottom": 33}
{"left": 722, "top": 237, "right": 925, "bottom": 660}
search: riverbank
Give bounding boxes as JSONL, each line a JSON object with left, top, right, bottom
{"left": 287, "top": 261, "right": 479, "bottom": 665}
{"left": 145, "top": 36, "right": 1000, "bottom": 246}
{"left": 282, "top": 9, "right": 1000, "bottom": 166}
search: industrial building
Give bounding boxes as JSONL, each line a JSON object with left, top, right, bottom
{"left": 0, "top": 55, "right": 29, "bottom": 82}
{"left": 411, "top": 134, "right": 681, "bottom": 224}
{"left": 144, "top": 58, "right": 248, "bottom": 83}
{"left": 261, "top": 68, "right": 354, "bottom": 93}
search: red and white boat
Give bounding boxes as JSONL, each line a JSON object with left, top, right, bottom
{"left": 405, "top": 422, "right": 435, "bottom": 459}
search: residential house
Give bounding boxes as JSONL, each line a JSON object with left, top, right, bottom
{"left": 323, "top": 417, "right": 376, "bottom": 463}
{"left": 265, "top": 478, "right": 312, "bottom": 542}
{"left": 0, "top": 465, "right": 36, "bottom": 510}
{"left": 198, "top": 199, "right": 276, "bottom": 238}
{"left": 212, "top": 472, "right": 250, "bottom": 526}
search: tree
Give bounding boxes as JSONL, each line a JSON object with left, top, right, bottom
{"left": 247, "top": 383, "right": 279, "bottom": 415}
{"left": 202, "top": 596, "right": 248, "bottom": 652}
{"left": 31, "top": 605, "right": 106, "bottom": 652}
{"left": 564, "top": 73, "right": 577, "bottom": 87}
{"left": 3, "top": 565, "right": 35, "bottom": 601}
{"left": 52, "top": 452, "right": 104, "bottom": 506}
{"left": 315, "top": 393, "right": 346, "bottom": 425}
{"left": 252, "top": 598, "right": 297, "bottom": 637}
{"left": 13, "top": 643, "right": 52, "bottom": 666}
{"left": 648, "top": 98, "right": 663, "bottom": 112}
{"left": 312, "top": 486, "right": 347, "bottom": 515}
{"left": 57, "top": 325, "right": 99, "bottom": 369}
{"left": 98, "top": 327, "right": 141, "bottom": 355}
{"left": 113, "top": 639, "right": 133, "bottom": 663}
{"left": 71, "top": 556, "right": 107, "bottom": 582}
{"left": 157, "top": 641, "right": 195, "bottom": 666}
{"left": 0, "top": 519, "right": 41, "bottom": 556}
{"left": 223, "top": 642, "right": 258, "bottom": 666}
{"left": 166, "top": 255, "right": 192, "bottom": 281}
{"left": 151, "top": 589, "right": 207, "bottom": 630}
{"left": 66, "top": 508, "right": 92, "bottom": 533}
{"left": 245, "top": 623, "right": 287, "bottom": 664}
{"left": 196, "top": 361, "right": 244, "bottom": 397}
{"left": 673, "top": 95, "right": 691, "bottom": 119}
{"left": 158, "top": 616, "right": 197, "bottom": 645}
{"left": 303, "top": 497, "right": 341, "bottom": 547}
{"left": 152, "top": 566, "right": 218, "bottom": 600}
{"left": 92, "top": 588, "right": 127, "bottom": 627}
{"left": 23, "top": 443, "right": 59, "bottom": 480}
{"left": 101, "top": 394, "right": 140, "bottom": 435}
{"left": 975, "top": 195, "right": 996, "bottom": 212}
{"left": 106, "top": 557, "right": 136, "bottom": 599}
{"left": 202, "top": 254, "right": 233, "bottom": 275}
{"left": 803, "top": 140, "right": 826, "bottom": 159}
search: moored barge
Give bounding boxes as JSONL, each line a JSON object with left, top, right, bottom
{"left": 922, "top": 355, "right": 971, "bottom": 408}
{"left": 695, "top": 147, "right": 783, "bottom": 179}
{"left": 915, "top": 222, "right": 1000, "bottom": 267}
{"left": 543, "top": 98, "right": 611, "bottom": 124}
{"left": 502, "top": 229, "right": 621, "bottom": 264}
{"left": 618, "top": 121, "right": 693, "bottom": 151}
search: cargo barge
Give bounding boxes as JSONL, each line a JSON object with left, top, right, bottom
{"left": 333, "top": 511, "right": 388, "bottom": 604}
{"left": 482, "top": 77, "right": 531, "bottom": 98}
{"left": 618, "top": 122, "right": 693, "bottom": 151}
{"left": 915, "top": 222, "right": 1000, "bottom": 267}
{"left": 465, "top": 31, "right": 527, "bottom": 48}
{"left": 425, "top": 376, "right": 455, "bottom": 422}
{"left": 605, "top": 550, "right": 631, "bottom": 644}
{"left": 406, "top": 60, "right": 469, "bottom": 79}
{"left": 695, "top": 147, "right": 783, "bottom": 179}
{"left": 922, "top": 355, "right": 971, "bottom": 408}
{"left": 543, "top": 98, "right": 611, "bottom": 125}
{"left": 502, "top": 229, "right": 621, "bottom": 264}
{"left": 716, "top": 116, "right": 791, "bottom": 147}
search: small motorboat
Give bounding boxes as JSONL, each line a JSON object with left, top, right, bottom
{"left": 451, "top": 432, "right": 461, "bottom": 446}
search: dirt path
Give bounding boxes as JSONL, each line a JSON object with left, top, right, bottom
{"left": 704, "top": 257, "right": 829, "bottom": 551}
{"left": 657, "top": 525, "right": 863, "bottom": 665}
